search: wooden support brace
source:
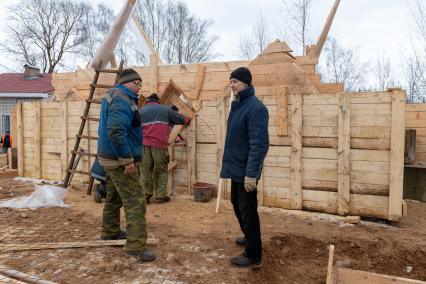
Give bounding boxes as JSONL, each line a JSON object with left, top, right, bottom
{"left": 16, "top": 103, "right": 23, "bottom": 176}
{"left": 290, "top": 92, "right": 303, "bottom": 209}
{"left": 150, "top": 54, "right": 159, "bottom": 94}
{"left": 61, "top": 102, "right": 69, "bottom": 180}
{"left": 190, "top": 64, "right": 206, "bottom": 99}
{"left": 276, "top": 87, "right": 289, "bottom": 136}
{"left": 337, "top": 92, "right": 350, "bottom": 215}
{"left": 388, "top": 89, "right": 405, "bottom": 221}
{"left": 34, "top": 102, "right": 41, "bottom": 179}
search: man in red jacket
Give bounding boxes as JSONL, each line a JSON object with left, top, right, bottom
{"left": 140, "top": 94, "right": 191, "bottom": 203}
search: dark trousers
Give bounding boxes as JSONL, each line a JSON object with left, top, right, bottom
{"left": 231, "top": 180, "right": 262, "bottom": 260}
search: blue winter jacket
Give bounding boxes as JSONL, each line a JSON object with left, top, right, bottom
{"left": 97, "top": 85, "right": 142, "bottom": 167}
{"left": 220, "top": 86, "right": 269, "bottom": 183}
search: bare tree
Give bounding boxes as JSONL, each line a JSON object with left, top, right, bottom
{"left": 373, "top": 49, "right": 396, "bottom": 90}
{"left": 404, "top": 0, "right": 426, "bottom": 102}
{"left": 238, "top": 12, "right": 271, "bottom": 60}
{"left": 78, "top": 4, "right": 114, "bottom": 61}
{"left": 134, "top": 0, "right": 218, "bottom": 64}
{"left": 1, "top": 0, "right": 89, "bottom": 73}
{"left": 281, "top": 0, "right": 315, "bottom": 55}
{"left": 319, "top": 38, "right": 369, "bottom": 92}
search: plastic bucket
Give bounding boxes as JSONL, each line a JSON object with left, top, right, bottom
{"left": 193, "top": 182, "right": 214, "bottom": 202}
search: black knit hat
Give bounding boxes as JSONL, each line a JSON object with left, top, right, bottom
{"left": 230, "top": 67, "right": 252, "bottom": 85}
{"left": 147, "top": 93, "right": 160, "bottom": 102}
{"left": 118, "top": 68, "right": 142, "bottom": 85}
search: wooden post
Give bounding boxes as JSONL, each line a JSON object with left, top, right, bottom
{"left": 257, "top": 173, "right": 265, "bottom": 206}
{"left": 276, "top": 87, "right": 289, "bottom": 136}
{"left": 61, "top": 102, "right": 69, "bottom": 179}
{"left": 167, "top": 144, "right": 175, "bottom": 194}
{"left": 7, "top": 148, "right": 12, "bottom": 170}
{"left": 150, "top": 54, "right": 159, "bottom": 94}
{"left": 17, "top": 103, "right": 23, "bottom": 176}
{"left": 337, "top": 92, "right": 350, "bottom": 215}
{"left": 187, "top": 117, "right": 197, "bottom": 187}
{"left": 388, "top": 89, "right": 405, "bottom": 221}
{"left": 290, "top": 92, "right": 303, "bottom": 209}
{"left": 34, "top": 102, "right": 41, "bottom": 179}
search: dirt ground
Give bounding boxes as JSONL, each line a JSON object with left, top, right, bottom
{"left": 0, "top": 177, "right": 425, "bottom": 284}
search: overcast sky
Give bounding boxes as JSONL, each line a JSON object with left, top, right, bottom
{"left": 0, "top": 0, "right": 414, "bottom": 77}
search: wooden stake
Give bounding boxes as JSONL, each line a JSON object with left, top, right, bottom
{"left": 60, "top": 102, "right": 68, "bottom": 180}
{"left": 337, "top": 92, "right": 350, "bottom": 215}
{"left": 215, "top": 178, "right": 224, "bottom": 214}
{"left": 290, "top": 92, "right": 303, "bottom": 209}
{"left": 326, "top": 244, "right": 335, "bottom": 284}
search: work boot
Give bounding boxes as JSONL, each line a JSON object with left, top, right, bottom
{"left": 146, "top": 194, "right": 153, "bottom": 204}
{"left": 155, "top": 196, "right": 170, "bottom": 203}
{"left": 230, "top": 253, "right": 261, "bottom": 268}
{"left": 100, "top": 230, "right": 126, "bottom": 240}
{"left": 127, "top": 249, "right": 156, "bottom": 262}
{"left": 235, "top": 237, "right": 247, "bottom": 246}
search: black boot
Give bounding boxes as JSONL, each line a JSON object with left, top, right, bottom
{"left": 230, "top": 253, "right": 261, "bottom": 267}
{"left": 100, "top": 230, "right": 126, "bottom": 240}
{"left": 155, "top": 196, "right": 170, "bottom": 203}
{"left": 146, "top": 194, "right": 153, "bottom": 204}
{"left": 127, "top": 249, "right": 156, "bottom": 262}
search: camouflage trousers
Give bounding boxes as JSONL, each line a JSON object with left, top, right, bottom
{"left": 140, "top": 146, "right": 169, "bottom": 198}
{"left": 101, "top": 167, "right": 147, "bottom": 252}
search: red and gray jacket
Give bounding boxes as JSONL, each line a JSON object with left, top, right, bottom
{"left": 140, "top": 102, "right": 190, "bottom": 148}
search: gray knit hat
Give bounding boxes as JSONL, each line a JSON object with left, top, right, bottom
{"left": 117, "top": 68, "right": 142, "bottom": 85}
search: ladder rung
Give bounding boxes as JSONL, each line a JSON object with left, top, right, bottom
{"left": 95, "top": 68, "right": 121, "bottom": 74}
{"left": 86, "top": 99, "right": 102, "bottom": 104}
{"left": 76, "top": 135, "right": 98, "bottom": 140}
{"left": 67, "top": 170, "right": 91, "bottom": 176}
{"left": 71, "top": 151, "right": 97, "bottom": 158}
{"left": 91, "top": 83, "right": 114, "bottom": 89}
{"left": 81, "top": 116, "right": 100, "bottom": 122}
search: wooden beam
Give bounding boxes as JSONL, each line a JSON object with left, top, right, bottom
{"left": 216, "top": 96, "right": 227, "bottom": 180}
{"left": 34, "top": 102, "right": 41, "bottom": 179}
{"left": 61, "top": 102, "right": 69, "bottom": 180}
{"left": 131, "top": 14, "right": 161, "bottom": 60}
{"left": 150, "top": 53, "right": 159, "bottom": 94}
{"left": 388, "top": 89, "right": 405, "bottom": 221}
{"left": 0, "top": 266, "right": 57, "bottom": 284}
{"left": 337, "top": 92, "right": 350, "bottom": 215}
{"left": 290, "top": 92, "right": 303, "bottom": 209}
{"left": 276, "top": 87, "right": 289, "bottom": 136}
{"left": 0, "top": 273, "right": 28, "bottom": 284}
{"left": 187, "top": 117, "right": 197, "bottom": 185}
{"left": 190, "top": 64, "right": 206, "bottom": 99}
{"left": 0, "top": 239, "right": 158, "bottom": 253}
{"left": 16, "top": 103, "right": 23, "bottom": 176}
{"left": 337, "top": 268, "right": 426, "bottom": 284}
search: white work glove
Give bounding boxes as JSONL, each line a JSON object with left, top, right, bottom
{"left": 244, "top": 176, "right": 257, "bottom": 192}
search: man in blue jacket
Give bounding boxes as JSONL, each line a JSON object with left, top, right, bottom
{"left": 97, "top": 68, "right": 155, "bottom": 262}
{"left": 220, "top": 67, "right": 269, "bottom": 267}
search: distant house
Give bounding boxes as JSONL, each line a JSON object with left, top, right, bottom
{"left": 0, "top": 65, "right": 54, "bottom": 135}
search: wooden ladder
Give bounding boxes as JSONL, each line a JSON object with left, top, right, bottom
{"left": 63, "top": 61, "right": 124, "bottom": 189}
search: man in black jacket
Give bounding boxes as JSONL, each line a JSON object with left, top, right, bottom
{"left": 220, "top": 67, "right": 269, "bottom": 267}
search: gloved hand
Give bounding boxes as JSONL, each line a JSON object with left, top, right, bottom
{"left": 244, "top": 176, "right": 257, "bottom": 192}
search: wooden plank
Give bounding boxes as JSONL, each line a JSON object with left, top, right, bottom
{"left": 61, "top": 102, "right": 68, "bottom": 180}
{"left": 34, "top": 102, "right": 41, "bottom": 178}
{"left": 290, "top": 93, "right": 303, "bottom": 209}
{"left": 337, "top": 92, "right": 350, "bottom": 215}
{"left": 337, "top": 268, "right": 426, "bottom": 284}
{"left": 276, "top": 87, "right": 289, "bottom": 136}
{"left": 388, "top": 89, "right": 405, "bottom": 221}
{"left": 216, "top": 96, "right": 227, "bottom": 183}
{"left": 150, "top": 54, "right": 159, "bottom": 94}
{"left": 0, "top": 266, "right": 57, "bottom": 284}
{"left": 0, "top": 239, "right": 158, "bottom": 253}
{"left": 0, "top": 273, "right": 28, "bottom": 284}
{"left": 16, "top": 103, "right": 24, "bottom": 176}
{"left": 189, "top": 64, "right": 206, "bottom": 99}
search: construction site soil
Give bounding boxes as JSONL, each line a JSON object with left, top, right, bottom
{"left": 0, "top": 177, "right": 425, "bottom": 283}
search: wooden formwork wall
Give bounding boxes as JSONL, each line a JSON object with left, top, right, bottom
{"left": 19, "top": 52, "right": 406, "bottom": 220}
{"left": 405, "top": 103, "right": 426, "bottom": 162}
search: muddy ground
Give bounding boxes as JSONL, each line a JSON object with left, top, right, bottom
{"left": 0, "top": 176, "right": 425, "bottom": 284}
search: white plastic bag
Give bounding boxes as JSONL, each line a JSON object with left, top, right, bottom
{"left": 0, "top": 185, "right": 70, "bottom": 209}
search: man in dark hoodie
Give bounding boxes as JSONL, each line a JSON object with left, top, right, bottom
{"left": 220, "top": 67, "right": 269, "bottom": 267}
{"left": 97, "top": 68, "right": 155, "bottom": 262}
